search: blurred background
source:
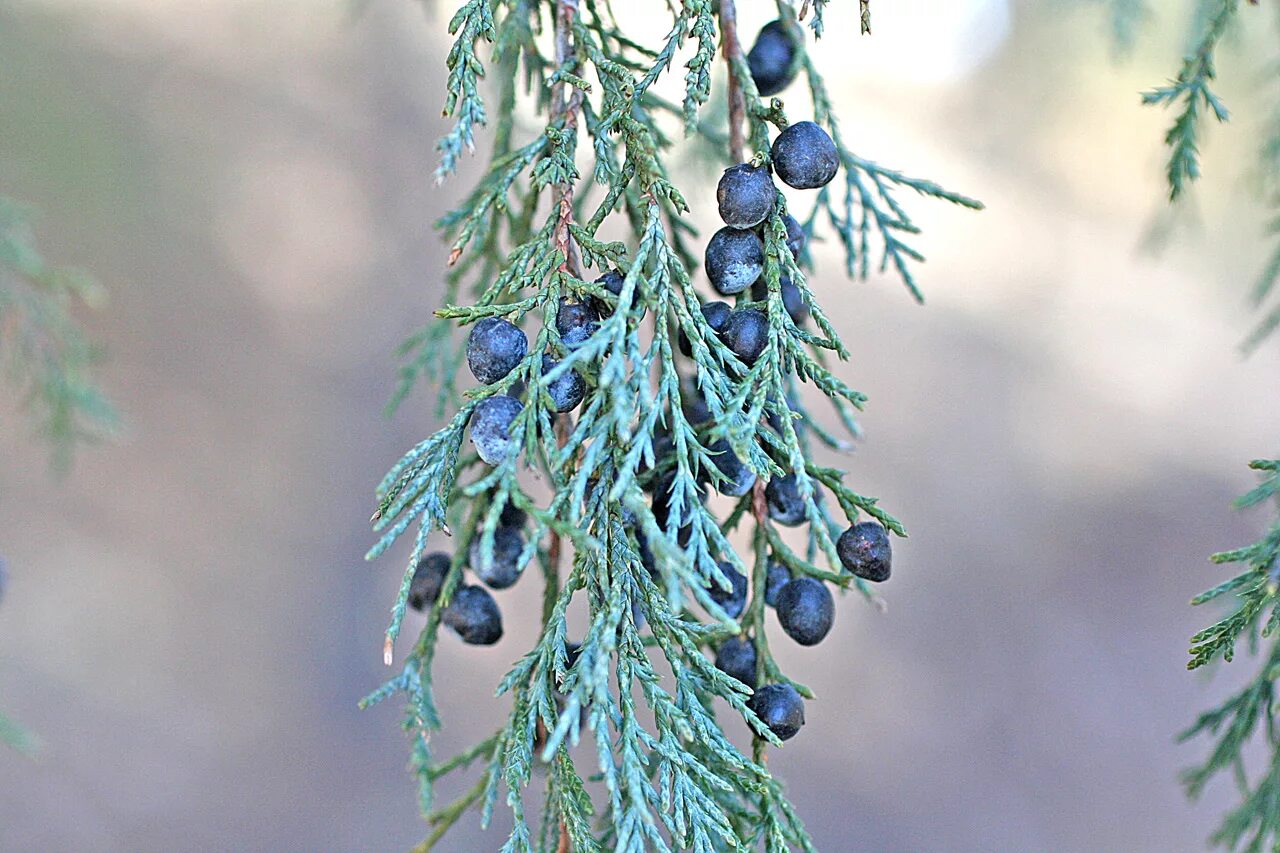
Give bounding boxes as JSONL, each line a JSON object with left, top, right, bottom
{"left": 2, "top": 0, "right": 1279, "bottom": 850}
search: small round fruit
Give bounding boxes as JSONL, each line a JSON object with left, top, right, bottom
{"left": 442, "top": 585, "right": 504, "bottom": 645}
{"left": 771, "top": 121, "right": 839, "bottom": 190}
{"left": 751, "top": 274, "right": 809, "bottom": 326}
{"left": 706, "top": 561, "right": 748, "bottom": 620}
{"left": 594, "top": 270, "right": 626, "bottom": 316}
{"left": 408, "top": 552, "right": 451, "bottom": 611}
{"left": 497, "top": 502, "right": 526, "bottom": 528}
{"left": 765, "top": 394, "right": 803, "bottom": 438}
{"left": 706, "top": 439, "right": 756, "bottom": 497}
{"left": 748, "top": 683, "right": 805, "bottom": 741}
{"left": 717, "top": 163, "right": 777, "bottom": 229}
{"left": 765, "top": 473, "right": 806, "bottom": 526}
{"left": 678, "top": 300, "right": 733, "bottom": 357}
{"left": 764, "top": 562, "right": 791, "bottom": 608}
{"left": 722, "top": 308, "right": 769, "bottom": 365}
{"left": 715, "top": 636, "right": 758, "bottom": 688}
{"left": 469, "top": 524, "right": 525, "bottom": 590}
{"left": 470, "top": 395, "right": 523, "bottom": 465}
{"left": 783, "top": 213, "right": 806, "bottom": 259}
{"left": 541, "top": 354, "right": 586, "bottom": 412}
{"left": 747, "top": 20, "right": 798, "bottom": 97}
{"left": 837, "top": 521, "right": 892, "bottom": 582}
{"left": 556, "top": 299, "right": 599, "bottom": 349}
{"left": 775, "top": 576, "right": 835, "bottom": 646}
{"left": 705, "top": 227, "right": 764, "bottom": 296}
{"left": 467, "top": 317, "right": 528, "bottom": 385}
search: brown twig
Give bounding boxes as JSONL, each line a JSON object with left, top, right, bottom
{"left": 552, "top": 0, "right": 584, "bottom": 277}
{"left": 718, "top": 0, "right": 747, "bottom": 163}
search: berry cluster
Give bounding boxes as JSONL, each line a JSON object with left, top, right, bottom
{"left": 400, "top": 16, "right": 896, "bottom": 751}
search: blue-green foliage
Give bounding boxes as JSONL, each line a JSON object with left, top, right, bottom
{"left": 0, "top": 195, "right": 117, "bottom": 469}
{"left": 365, "top": 0, "right": 977, "bottom": 848}
{"left": 1183, "top": 461, "right": 1280, "bottom": 853}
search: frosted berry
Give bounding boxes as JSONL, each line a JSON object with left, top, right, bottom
{"left": 594, "top": 270, "right": 626, "bottom": 316}
{"left": 706, "top": 561, "right": 748, "bottom": 620}
{"left": 722, "top": 307, "right": 768, "bottom": 365}
{"left": 678, "top": 300, "right": 732, "bottom": 357}
{"left": 771, "top": 121, "right": 839, "bottom": 190}
{"left": 443, "top": 584, "right": 504, "bottom": 645}
{"left": 748, "top": 683, "right": 805, "bottom": 741}
{"left": 470, "top": 395, "right": 522, "bottom": 465}
{"left": 597, "top": 270, "right": 624, "bottom": 298}
{"left": 541, "top": 354, "right": 586, "bottom": 412}
{"left": 706, "top": 439, "right": 756, "bottom": 497}
{"left": 783, "top": 213, "right": 806, "bottom": 259}
{"left": 651, "top": 472, "right": 707, "bottom": 531}
{"left": 837, "top": 521, "right": 892, "bottom": 582}
{"left": 751, "top": 274, "right": 809, "bottom": 326}
{"left": 408, "top": 552, "right": 450, "bottom": 611}
{"left": 765, "top": 394, "right": 804, "bottom": 438}
{"left": 717, "top": 164, "right": 776, "bottom": 229}
{"left": 467, "top": 317, "right": 528, "bottom": 384}
{"left": 556, "top": 299, "right": 599, "bottom": 349}
{"left": 497, "top": 502, "right": 526, "bottom": 528}
{"left": 705, "top": 227, "right": 763, "bottom": 296}
{"left": 764, "top": 562, "right": 791, "bottom": 608}
{"left": 765, "top": 473, "right": 806, "bottom": 526}
{"left": 747, "top": 20, "right": 798, "bottom": 97}
{"left": 715, "top": 636, "right": 758, "bottom": 688}
{"left": 469, "top": 524, "right": 525, "bottom": 590}
{"left": 775, "top": 576, "right": 835, "bottom": 646}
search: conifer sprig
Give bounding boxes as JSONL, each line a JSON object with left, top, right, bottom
{"left": 0, "top": 196, "right": 117, "bottom": 469}
{"left": 1182, "top": 461, "right": 1280, "bottom": 852}
{"left": 364, "top": 1, "right": 978, "bottom": 848}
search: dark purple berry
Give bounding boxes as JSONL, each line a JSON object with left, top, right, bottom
{"left": 764, "top": 562, "right": 791, "bottom": 608}
{"left": 775, "top": 576, "right": 834, "bottom": 646}
{"left": 748, "top": 683, "right": 805, "bottom": 741}
{"left": 715, "top": 636, "right": 758, "bottom": 688}
{"left": 556, "top": 299, "right": 599, "bottom": 349}
{"left": 497, "top": 502, "right": 526, "bottom": 528}
{"left": 706, "top": 439, "right": 756, "bottom": 497}
{"left": 442, "top": 585, "right": 504, "bottom": 645}
{"left": 706, "top": 561, "right": 748, "bottom": 620}
{"left": 765, "top": 394, "right": 804, "bottom": 438}
{"left": 837, "top": 521, "right": 892, "bottom": 582}
{"left": 540, "top": 354, "right": 586, "bottom": 412}
{"left": 470, "top": 395, "right": 522, "bottom": 465}
{"left": 467, "top": 317, "right": 528, "bottom": 384}
{"left": 678, "top": 300, "right": 733, "bottom": 357}
{"left": 765, "top": 473, "right": 807, "bottom": 526}
{"left": 594, "top": 270, "right": 626, "bottom": 316}
{"left": 408, "top": 552, "right": 451, "bottom": 611}
{"left": 783, "top": 213, "right": 806, "bottom": 259}
{"left": 682, "top": 383, "right": 712, "bottom": 425}
{"left": 747, "top": 20, "right": 798, "bottom": 97}
{"left": 751, "top": 273, "right": 810, "bottom": 326}
{"left": 469, "top": 524, "right": 525, "bottom": 590}
{"left": 705, "top": 227, "right": 764, "bottom": 296}
{"left": 651, "top": 472, "right": 707, "bottom": 531}
{"left": 717, "top": 163, "right": 777, "bottom": 229}
{"left": 722, "top": 308, "right": 768, "bottom": 365}
{"left": 771, "top": 121, "right": 839, "bottom": 190}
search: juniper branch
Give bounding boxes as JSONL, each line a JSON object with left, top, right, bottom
{"left": 362, "top": 2, "right": 979, "bottom": 848}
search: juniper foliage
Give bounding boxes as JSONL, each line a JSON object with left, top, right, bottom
{"left": 1140, "top": 0, "right": 1280, "bottom": 351}
{"left": 1135, "top": 3, "right": 1280, "bottom": 849}
{"left": 363, "top": 1, "right": 977, "bottom": 848}
{"left": 0, "top": 195, "right": 117, "bottom": 469}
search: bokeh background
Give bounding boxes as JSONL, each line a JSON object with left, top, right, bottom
{"left": 2, "top": 0, "right": 1280, "bottom": 850}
